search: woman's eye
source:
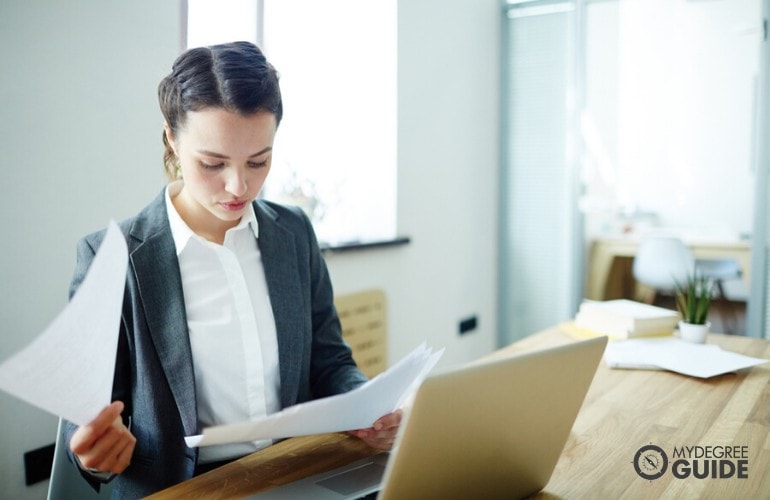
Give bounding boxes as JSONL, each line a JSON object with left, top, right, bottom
{"left": 248, "top": 161, "right": 268, "bottom": 169}
{"left": 200, "top": 161, "right": 224, "bottom": 170}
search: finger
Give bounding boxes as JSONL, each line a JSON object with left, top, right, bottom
{"left": 373, "top": 410, "right": 403, "bottom": 431}
{"left": 351, "top": 424, "right": 400, "bottom": 450}
{"left": 111, "top": 434, "right": 137, "bottom": 474}
{"left": 79, "top": 425, "right": 123, "bottom": 470}
{"left": 359, "top": 432, "right": 397, "bottom": 451}
{"left": 98, "top": 429, "right": 136, "bottom": 474}
{"left": 79, "top": 423, "right": 135, "bottom": 472}
{"left": 71, "top": 401, "right": 125, "bottom": 453}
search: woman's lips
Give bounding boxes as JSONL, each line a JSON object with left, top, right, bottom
{"left": 220, "top": 200, "right": 248, "bottom": 211}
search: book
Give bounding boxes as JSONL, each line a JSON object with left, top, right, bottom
{"left": 574, "top": 299, "right": 679, "bottom": 339}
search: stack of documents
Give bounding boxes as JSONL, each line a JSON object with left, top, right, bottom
{"left": 604, "top": 337, "right": 768, "bottom": 378}
{"left": 185, "top": 343, "right": 443, "bottom": 447}
{"left": 574, "top": 299, "right": 680, "bottom": 339}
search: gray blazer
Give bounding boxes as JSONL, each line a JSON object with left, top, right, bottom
{"left": 63, "top": 189, "right": 366, "bottom": 498}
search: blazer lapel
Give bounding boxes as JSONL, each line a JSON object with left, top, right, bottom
{"left": 129, "top": 193, "right": 198, "bottom": 437}
{"left": 255, "top": 202, "right": 305, "bottom": 409}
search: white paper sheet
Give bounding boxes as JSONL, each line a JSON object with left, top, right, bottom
{"left": 0, "top": 221, "right": 127, "bottom": 426}
{"left": 185, "top": 343, "right": 444, "bottom": 447}
{"left": 604, "top": 337, "right": 768, "bottom": 378}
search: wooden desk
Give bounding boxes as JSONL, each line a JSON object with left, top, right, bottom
{"left": 149, "top": 327, "right": 770, "bottom": 499}
{"left": 586, "top": 237, "right": 751, "bottom": 301}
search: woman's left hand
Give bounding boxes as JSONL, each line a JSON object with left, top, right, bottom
{"left": 348, "top": 409, "right": 403, "bottom": 451}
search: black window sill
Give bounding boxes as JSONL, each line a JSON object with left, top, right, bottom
{"left": 320, "top": 236, "right": 411, "bottom": 254}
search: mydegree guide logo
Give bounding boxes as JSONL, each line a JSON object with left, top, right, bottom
{"left": 633, "top": 443, "right": 749, "bottom": 481}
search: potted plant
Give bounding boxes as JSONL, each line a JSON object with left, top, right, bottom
{"left": 674, "top": 272, "right": 714, "bottom": 343}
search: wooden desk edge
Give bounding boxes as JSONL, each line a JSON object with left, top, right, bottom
{"left": 146, "top": 432, "right": 380, "bottom": 499}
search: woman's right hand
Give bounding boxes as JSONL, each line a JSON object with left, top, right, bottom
{"left": 70, "top": 401, "right": 136, "bottom": 475}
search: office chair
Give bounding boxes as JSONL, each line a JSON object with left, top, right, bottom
{"left": 336, "top": 289, "right": 388, "bottom": 378}
{"left": 693, "top": 257, "right": 742, "bottom": 299}
{"left": 632, "top": 236, "right": 694, "bottom": 303}
{"left": 632, "top": 236, "right": 742, "bottom": 332}
{"left": 47, "top": 418, "right": 113, "bottom": 500}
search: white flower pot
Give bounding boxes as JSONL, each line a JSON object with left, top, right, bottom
{"left": 678, "top": 320, "right": 710, "bottom": 344}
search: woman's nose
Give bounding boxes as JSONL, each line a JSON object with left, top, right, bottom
{"left": 225, "top": 168, "right": 248, "bottom": 197}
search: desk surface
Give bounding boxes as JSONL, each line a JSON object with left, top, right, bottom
{"left": 149, "top": 327, "right": 770, "bottom": 499}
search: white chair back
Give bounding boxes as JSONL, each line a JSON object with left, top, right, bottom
{"left": 632, "top": 236, "right": 694, "bottom": 293}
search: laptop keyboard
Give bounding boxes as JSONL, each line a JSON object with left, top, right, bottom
{"left": 316, "top": 462, "right": 385, "bottom": 495}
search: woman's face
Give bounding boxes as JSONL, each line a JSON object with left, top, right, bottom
{"left": 166, "top": 108, "right": 276, "bottom": 238}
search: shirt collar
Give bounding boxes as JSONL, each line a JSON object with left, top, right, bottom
{"left": 236, "top": 198, "right": 260, "bottom": 241}
{"left": 165, "top": 181, "right": 259, "bottom": 255}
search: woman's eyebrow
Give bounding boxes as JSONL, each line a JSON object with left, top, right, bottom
{"left": 196, "top": 147, "right": 272, "bottom": 159}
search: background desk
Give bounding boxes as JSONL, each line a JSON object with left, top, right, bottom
{"left": 586, "top": 237, "right": 751, "bottom": 301}
{"left": 149, "top": 327, "right": 770, "bottom": 499}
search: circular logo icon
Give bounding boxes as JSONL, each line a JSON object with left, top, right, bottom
{"left": 633, "top": 444, "right": 668, "bottom": 480}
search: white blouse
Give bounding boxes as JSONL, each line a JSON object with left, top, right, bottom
{"left": 165, "top": 182, "right": 280, "bottom": 463}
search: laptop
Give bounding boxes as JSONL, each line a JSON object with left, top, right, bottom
{"left": 251, "top": 336, "right": 607, "bottom": 499}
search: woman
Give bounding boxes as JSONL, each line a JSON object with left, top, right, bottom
{"left": 64, "top": 41, "right": 400, "bottom": 498}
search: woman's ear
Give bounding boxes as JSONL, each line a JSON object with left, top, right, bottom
{"left": 163, "top": 122, "right": 177, "bottom": 154}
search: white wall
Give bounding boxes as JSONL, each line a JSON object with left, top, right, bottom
{"left": 326, "top": 0, "right": 500, "bottom": 369}
{"left": 0, "top": 1, "right": 180, "bottom": 497}
{"left": 0, "top": 0, "right": 500, "bottom": 497}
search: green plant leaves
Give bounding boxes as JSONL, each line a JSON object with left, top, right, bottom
{"left": 673, "top": 272, "right": 714, "bottom": 325}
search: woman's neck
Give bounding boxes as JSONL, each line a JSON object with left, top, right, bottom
{"left": 171, "top": 187, "right": 238, "bottom": 245}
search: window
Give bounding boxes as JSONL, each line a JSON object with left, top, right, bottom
{"left": 186, "top": 0, "right": 397, "bottom": 246}
{"left": 186, "top": 0, "right": 258, "bottom": 48}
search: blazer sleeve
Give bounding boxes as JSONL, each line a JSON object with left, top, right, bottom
{"left": 293, "top": 207, "right": 368, "bottom": 398}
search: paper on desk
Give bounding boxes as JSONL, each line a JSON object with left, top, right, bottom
{"left": 185, "top": 343, "right": 444, "bottom": 448}
{"left": 604, "top": 337, "right": 768, "bottom": 378}
{"left": 0, "top": 221, "right": 127, "bottom": 426}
